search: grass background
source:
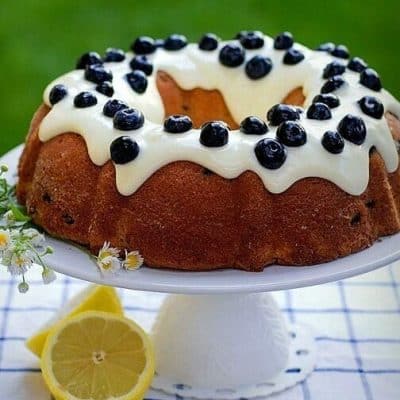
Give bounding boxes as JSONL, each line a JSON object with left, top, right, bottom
{"left": 1, "top": 0, "right": 399, "bottom": 153}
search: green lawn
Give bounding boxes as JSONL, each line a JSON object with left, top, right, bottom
{"left": 1, "top": 0, "right": 399, "bottom": 153}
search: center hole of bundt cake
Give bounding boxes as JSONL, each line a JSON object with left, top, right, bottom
{"left": 156, "top": 71, "right": 305, "bottom": 129}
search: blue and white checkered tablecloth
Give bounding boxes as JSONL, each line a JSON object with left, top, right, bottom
{"left": 0, "top": 264, "right": 399, "bottom": 400}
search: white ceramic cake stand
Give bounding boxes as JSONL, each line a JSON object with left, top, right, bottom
{"left": 4, "top": 145, "right": 400, "bottom": 399}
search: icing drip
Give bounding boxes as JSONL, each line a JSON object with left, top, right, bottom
{"left": 39, "top": 35, "right": 400, "bottom": 196}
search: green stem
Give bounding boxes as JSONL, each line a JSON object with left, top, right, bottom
{"left": 26, "top": 243, "right": 47, "bottom": 269}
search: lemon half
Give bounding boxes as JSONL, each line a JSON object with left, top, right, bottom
{"left": 41, "top": 311, "right": 155, "bottom": 400}
{"left": 26, "top": 285, "right": 123, "bottom": 357}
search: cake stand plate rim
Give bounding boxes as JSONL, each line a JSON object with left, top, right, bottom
{"left": 5, "top": 144, "right": 400, "bottom": 294}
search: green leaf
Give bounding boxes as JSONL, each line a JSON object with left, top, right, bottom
{"left": 10, "top": 204, "right": 31, "bottom": 222}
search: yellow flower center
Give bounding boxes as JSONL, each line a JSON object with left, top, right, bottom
{"left": 0, "top": 233, "right": 9, "bottom": 247}
{"left": 125, "top": 254, "right": 141, "bottom": 269}
{"left": 102, "top": 260, "right": 113, "bottom": 270}
{"left": 99, "top": 250, "right": 112, "bottom": 259}
{"left": 15, "top": 256, "right": 25, "bottom": 267}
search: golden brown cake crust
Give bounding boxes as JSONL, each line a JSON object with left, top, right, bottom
{"left": 16, "top": 80, "right": 400, "bottom": 271}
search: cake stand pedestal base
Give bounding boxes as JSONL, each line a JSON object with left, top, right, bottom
{"left": 151, "top": 293, "right": 316, "bottom": 399}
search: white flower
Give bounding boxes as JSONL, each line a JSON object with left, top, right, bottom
{"left": 96, "top": 242, "right": 121, "bottom": 274}
{"left": 98, "top": 242, "right": 120, "bottom": 259}
{"left": 123, "top": 250, "right": 144, "bottom": 271}
{"left": 3, "top": 245, "right": 33, "bottom": 275}
{"left": 23, "top": 228, "right": 45, "bottom": 248}
{"left": 0, "top": 229, "right": 11, "bottom": 251}
{"left": 12, "top": 251, "right": 34, "bottom": 267}
{"left": 97, "top": 255, "right": 121, "bottom": 274}
{"left": 8, "top": 263, "right": 28, "bottom": 276}
{"left": 7, "top": 251, "right": 34, "bottom": 276}
{"left": 42, "top": 267, "right": 57, "bottom": 284}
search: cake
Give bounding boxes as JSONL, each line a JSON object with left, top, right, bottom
{"left": 17, "top": 31, "right": 400, "bottom": 271}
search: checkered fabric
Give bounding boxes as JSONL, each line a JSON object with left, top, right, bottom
{"left": 0, "top": 264, "right": 399, "bottom": 399}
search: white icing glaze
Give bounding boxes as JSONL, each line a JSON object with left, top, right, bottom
{"left": 39, "top": 35, "right": 400, "bottom": 196}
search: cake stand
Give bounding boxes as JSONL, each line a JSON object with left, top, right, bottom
{"left": 3, "top": 145, "right": 400, "bottom": 399}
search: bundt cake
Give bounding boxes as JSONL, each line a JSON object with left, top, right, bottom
{"left": 16, "top": 31, "right": 400, "bottom": 271}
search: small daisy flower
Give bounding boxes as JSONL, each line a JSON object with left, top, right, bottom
{"left": 8, "top": 263, "right": 28, "bottom": 276}
{"left": 96, "top": 242, "right": 121, "bottom": 274}
{"left": 98, "top": 242, "right": 120, "bottom": 259}
{"left": 123, "top": 250, "right": 144, "bottom": 271}
{"left": 0, "top": 229, "right": 11, "bottom": 251}
{"left": 10, "top": 251, "right": 34, "bottom": 273}
{"left": 42, "top": 267, "right": 57, "bottom": 284}
{"left": 97, "top": 255, "right": 121, "bottom": 274}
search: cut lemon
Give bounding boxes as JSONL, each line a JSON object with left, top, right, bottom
{"left": 26, "top": 285, "right": 123, "bottom": 357}
{"left": 41, "top": 311, "right": 155, "bottom": 400}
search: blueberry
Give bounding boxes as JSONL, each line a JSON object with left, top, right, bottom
{"left": 113, "top": 108, "right": 144, "bottom": 131}
{"left": 321, "top": 131, "right": 345, "bottom": 154}
{"left": 322, "top": 61, "right": 346, "bottom": 79}
{"left": 103, "top": 99, "right": 128, "bottom": 118}
{"left": 164, "top": 115, "right": 193, "bottom": 133}
{"left": 274, "top": 32, "right": 294, "bottom": 50}
{"left": 337, "top": 114, "right": 367, "bottom": 145}
{"left": 240, "top": 116, "right": 268, "bottom": 135}
{"left": 307, "top": 103, "right": 332, "bottom": 120}
{"left": 84, "top": 64, "right": 113, "bottom": 84}
{"left": 49, "top": 84, "right": 67, "bottom": 105}
{"left": 239, "top": 31, "right": 264, "bottom": 49}
{"left": 76, "top": 51, "right": 103, "bottom": 69}
{"left": 254, "top": 138, "right": 287, "bottom": 169}
{"left": 331, "top": 44, "right": 350, "bottom": 59}
{"left": 198, "top": 33, "right": 219, "bottom": 51}
{"left": 200, "top": 121, "right": 229, "bottom": 147}
{"left": 347, "top": 57, "right": 368, "bottom": 73}
{"left": 316, "top": 42, "right": 335, "bottom": 52}
{"left": 320, "top": 76, "right": 346, "bottom": 93}
{"left": 219, "top": 44, "right": 245, "bottom": 67}
{"left": 267, "top": 104, "right": 300, "bottom": 126}
{"left": 129, "top": 55, "right": 153, "bottom": 76}
{"left": 359, "top": 68, "right": 382, "bottom": 91}
{"left": 110, "top": 136, "right": 140, "bottom": 164}
{"left": 245, "top": 55, "right": 273, "bottom": 79}
{"left": 103, "top": 48, "right": 125, "bottom": 62}
{"left": 276, "top": 121, "right": 307, "bottom": 146}
{"left": 283, "top": 49, "right": 304, "bottom": 65}
{"left": 74, "top": 92, "right": 97, "bottom": 108}
{"left": 96, "top": 81, "right": 114, "bottom": 97}
{"left": 164, "top": 34, "right": 188, "bottom": 51}
{"left": 358, "top": 96, "right": 384, "bottom": 119}
{"left": 312, "top": 93, "right": 340, "bottom": 109}
{"left": 125, "top": 70, "right": 148, "bottom": 94}
{"left": 131, "top": 36, "right": 156, "bottom": 54}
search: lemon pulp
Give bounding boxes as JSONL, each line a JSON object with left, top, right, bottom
{"left": 41, "top": 311, "right": 154, "bottom": 400}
